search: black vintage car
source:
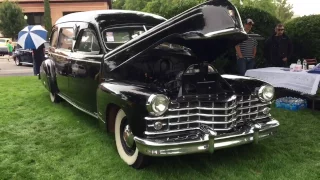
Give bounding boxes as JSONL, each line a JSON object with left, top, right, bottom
{"left": 39, "top": 0, "right": 279, "bottom": 169}
{"left": 13, "top": 42, "right": 49, "bottom": 66}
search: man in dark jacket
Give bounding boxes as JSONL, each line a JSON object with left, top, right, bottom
{"left": 264, "top": 24, "right": 293, "bottom": 67}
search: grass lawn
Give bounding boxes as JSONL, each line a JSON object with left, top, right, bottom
{"left": 0, "top": 76, "right": 319, "bottom": 180}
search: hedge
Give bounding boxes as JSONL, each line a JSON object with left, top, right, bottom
{"left": 285, "top": 15, "right": 320, "bottom": 64}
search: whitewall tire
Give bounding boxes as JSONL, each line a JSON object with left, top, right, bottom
{"left": 115, "top": 109, "right": 147, "bottom": 169}
{"left": 15, "top": 57, "right": 21, "bottom": 66}
{"left": 50, "top": 92, "right": 60, "bottom": 103}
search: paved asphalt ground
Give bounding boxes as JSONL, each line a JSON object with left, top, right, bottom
{"left": 0, "top": 56, "right": 34, "bottom": 76}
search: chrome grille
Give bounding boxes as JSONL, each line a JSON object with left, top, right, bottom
{"left": 145, "top": 95, "right": 271, "bottom": 135}
{"left": 236, "top": 95, "right": 271, "bottom": 122}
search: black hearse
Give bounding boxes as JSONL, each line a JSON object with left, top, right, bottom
{"left": 40, "top": 0, "right": 279, "bottom": 169}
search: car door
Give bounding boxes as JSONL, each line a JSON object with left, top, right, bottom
{"left": 68, "top": 27, "right": 103, "bottom": 112}
{"left": 50, "top": 25, "right": 74, "bottom": 98}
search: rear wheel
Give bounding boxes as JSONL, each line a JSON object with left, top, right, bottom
{"left": 49, "top": 77, "right": 61, "bottom": 103}
{"left": 115, "top": 109, "right": 148, "bottom": 169}
{"left": 50, "top": 92, "right": 61, "bottom": 103}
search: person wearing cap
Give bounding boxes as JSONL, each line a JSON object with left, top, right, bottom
{"left": 264, "top": 23, "right": 293, "bottom": 67}
{"left": 235, "top": 18, "right": 258, "bottom": 76}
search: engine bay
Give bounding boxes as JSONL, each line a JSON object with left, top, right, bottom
{"left": 112, "top": 45, "right": 234, "bottom": 98}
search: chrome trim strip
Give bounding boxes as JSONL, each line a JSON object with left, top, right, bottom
{"left": 144, "top": 126, "right": 234, "bottom": 135}
{"left": 237, "top": 102, "right": 271, "bottom": 110}
{"left": 238, "top": 111, "right": 264, "bottom": 117}
{"left": 147, "top": 123, "right": 168, "bottom": 127}
{"left": 237, "top": 114, "right": 271, "bottom": 123}
{"left": 21, "top": 62, "right": 33, "bottom": 65}
{"left": 71, "top": 58, "right": 102, "bottom": 64}
{"left": 168, "top": 118, "right": 237, "bottom": 126}
{"left": 168, "top": 104, "right": 237, "bottom": 111}
{"left": 57, "top": 93, "right": 98, "bottom": 119}
{"left": 238, "top": 98, "right": 259, "bottom": 104}
{"left": 145, "top": 111, "right": 237, "bottom": 120}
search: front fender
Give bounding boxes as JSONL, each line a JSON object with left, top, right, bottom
{"left": 97, "top": 81, "right": 162, "bottom": 137}
{"left": 221, "top": 74, "right": 271, "bottom": 95}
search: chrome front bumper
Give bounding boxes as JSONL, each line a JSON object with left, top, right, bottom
{"left": 134, "top": 119, "right": 279, "bottom": 156}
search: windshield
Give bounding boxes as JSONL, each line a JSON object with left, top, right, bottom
{"left": 102, "top": 25, "right": 151, "bottom": 50}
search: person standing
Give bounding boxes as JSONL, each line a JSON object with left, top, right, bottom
{"left": 32, "top": 43, "right": 45, "bottom": 75}
{"left": 235, "top": 19, "right": 258, "bottom": 76}
{"left": 264, "top": 24, "right": 293, "bottom": 67}
{"left": 7, "top": 40, "right": 13, "bottom": 62}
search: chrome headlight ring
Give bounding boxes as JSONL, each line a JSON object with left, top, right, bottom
{"left": 146, "top": 94, "right": 170, "bottom": 116}
{"left": 258, "top": 85, "right": 275, "bottom": 102}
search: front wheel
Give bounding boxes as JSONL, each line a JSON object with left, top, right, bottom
{"left": 15, "top": 57, "right": 21, "bottom": 66}
{"left": 115, "top": 109, "right": 148, "bottom": 169}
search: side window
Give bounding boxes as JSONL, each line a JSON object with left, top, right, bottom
{"left": 76, "top": 30, "right": 101, "bottom": 54}
{"left": 57, "top": 27, "right": 74, "bottom": 50}
{"left": 50, "top": 30, "right": 58, "bottom": 48}
{"left": 102, "top": 27, "right": 146, "bottom": 50}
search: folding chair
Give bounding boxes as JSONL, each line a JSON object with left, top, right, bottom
{"left": 304, "top": 58, "right": 317, "bottom": 66}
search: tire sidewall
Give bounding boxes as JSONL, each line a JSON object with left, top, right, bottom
{"left": 115, "top": 109, "right": 139, "bottom": 166}
{"left": 15, "top": 57, "right": 20, "bottom": 66}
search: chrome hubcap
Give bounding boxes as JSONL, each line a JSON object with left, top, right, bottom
{"left": 123, "top": 125, "right": 134, "bottom": 148}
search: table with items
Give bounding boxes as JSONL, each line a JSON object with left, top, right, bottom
{"left": 245, "top": 67, "right": 320, "bottom": 95}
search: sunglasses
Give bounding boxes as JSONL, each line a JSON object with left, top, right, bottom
{"left": 278, "top": 29, "right": 285, "bottom": 31}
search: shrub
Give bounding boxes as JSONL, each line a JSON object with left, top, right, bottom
{"left": 285, "top": 15, "right": 320, "bottom": 63}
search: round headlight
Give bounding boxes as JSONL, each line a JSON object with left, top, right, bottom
{"left": 258, "top": 85, "right": 275, "bottom": 102}
{"left": 146, "top": 94, "right": 170, "bottom": 116}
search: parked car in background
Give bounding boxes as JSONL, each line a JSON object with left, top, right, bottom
{"left": 13, "top": 42, "right": 49, "bottom": 66}
{"left": 0, "top": 38, "right": 11, "bottom": 56}
{"left": 40, "top": 0, "right": 279, "bottom": 169}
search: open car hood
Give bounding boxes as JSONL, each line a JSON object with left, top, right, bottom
{"left": 104, "top": 0, "right": 248, "bottom": 69}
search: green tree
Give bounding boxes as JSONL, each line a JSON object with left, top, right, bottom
{"left": 44, "top": 0, "right": 52, "bottom": 38}
{"left": 285, "top": 15, "right": 320, "bottom": 63}
{"left": 275, "top": 0, "right": 294, "bottom": 23}
{"left": 0, "top": 0, "right": 26, "bottom": 39}
{"left": 123, "top": 0, "right": 152, "bottom": 11}
{"left": 143, "top": 0, "right": 205, "bottom": 19}
{"left": 112, "top": 0, "right": 126, "bottom": 9}
{"left": 230, "top": 0, "right": 294, "bottom": 23}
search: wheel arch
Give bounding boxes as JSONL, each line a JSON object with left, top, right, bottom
{"left": 40, "top": 58, "right": 58, "bottom": 93}
{"left": 96, "top": 82, "right": 155, "bottom": 137}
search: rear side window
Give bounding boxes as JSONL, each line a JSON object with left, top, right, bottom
{"left": 0, "top": 39, "right": 5, "bottom": 43}
{"left": 57, "top": 27, "right": 74, "bottom": 50}
{"left": 102, "top": 26, "right": 148, "bottom": 50}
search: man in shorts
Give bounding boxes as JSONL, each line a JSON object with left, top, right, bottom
{"left": 7, "top": 40, "right": 13, "bottom": 61}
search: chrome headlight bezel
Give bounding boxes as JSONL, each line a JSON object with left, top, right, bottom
{"left": 146, "top": 94, "right": 170, "bottom": 116}
{"left": 258, "top": 84, "right": 275, "bottom": 102}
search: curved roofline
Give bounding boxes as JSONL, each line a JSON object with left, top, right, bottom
{"left": 55, "top": 10, "right": 167, "bottom": 25}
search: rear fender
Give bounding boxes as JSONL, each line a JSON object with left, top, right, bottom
{"left": 40, "top": 59, "right": 57, "bottom": 93}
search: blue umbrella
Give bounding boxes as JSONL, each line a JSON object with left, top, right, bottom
{"left": 18, "top": 25, "right": 47, "bottom": 49}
